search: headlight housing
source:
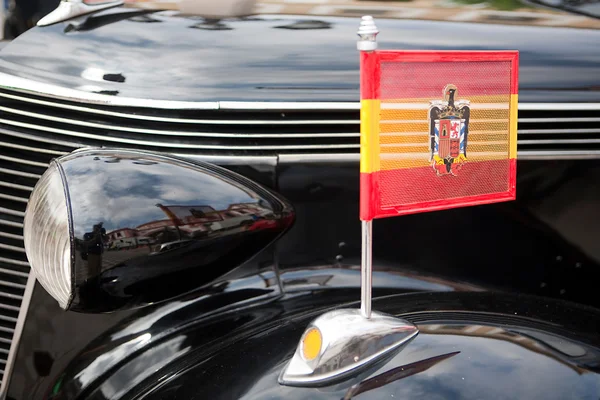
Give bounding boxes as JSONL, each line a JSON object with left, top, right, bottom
{"left": 22, "top": 148, "right": 294, "bottom": 312}
{"left": 23, "top": 162, "right": 73, "bottom": 309}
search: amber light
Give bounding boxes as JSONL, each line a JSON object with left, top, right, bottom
{"left": 301, "top": 328, "right": 322, "bottom": 361}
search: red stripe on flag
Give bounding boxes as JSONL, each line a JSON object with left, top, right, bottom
{"left": 511, "top": 52, "right": 519, "bottom": 95}
{"left": 380, "top": 60, "right": 511, "bottom": 100}
{"left": 370, "top": 158, "right": 515, "bottom": 218}
{"left": 360, "top": 51, "right": 380, "bottom": 100}
{"left": 376, "top": 50, "right": 518, "bottom": 99}
{"left": 360, "top": 172, "right": 379, "bottom": 221}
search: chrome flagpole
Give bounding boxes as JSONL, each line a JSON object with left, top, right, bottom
{"left": 279, "top": 17, "right": 420, "bottom": 386}
{"left": 360, "top": 220, "right": 373, "bottom": 318}
{"left": 358, "top": 16, "right": 378, "bottom": 319}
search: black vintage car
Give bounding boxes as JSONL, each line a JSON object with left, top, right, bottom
{"left": 0, "top": 1, "right": 600, "bottom": 399}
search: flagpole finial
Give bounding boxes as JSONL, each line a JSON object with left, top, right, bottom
{"left": 357, "top": 15, "right": 379, "bottom": 52}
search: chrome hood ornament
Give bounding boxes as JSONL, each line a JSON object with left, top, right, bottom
{"left": 279, "top": 310, "right": 418, "bottom": 386}
{"left": 37, "top": 0, "right": 124, "bottom": 27}
{"left": 279, "top": 17, "right": 419, "bottom": 387}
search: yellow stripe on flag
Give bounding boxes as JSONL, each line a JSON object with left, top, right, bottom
{"left": 509, "top": 94, "right": 518, "bottom": 159}
{"left": 360, "top": 99, "right": 380, "bottom": 174}
{"left": 380, "top": 109, "right": 510, "bottom": 122}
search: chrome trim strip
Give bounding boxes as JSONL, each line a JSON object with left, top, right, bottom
{"left": 0, "top": 257, "right": 29, "bottom": 268}
{"left": 0, "top": 92, "right": 357, "bottom": 125}
{"left": 0, "top": 106, "right": 359, "bottom": 138}
{"left": 0, "top": 208, "right": 24, "bottom": 218}
{"left": 0, "top": 311, "right": 18, "bottom": 321}
{"left": 518, "top": 103, "right": 600, "bottom": 111}
{"left": 0, "top": 267, "right": 27, "bottom": 278}
{"left": 0, "top": 220, "right": 23, "bottom": 229}
{"left": 0, "top": 293, "right": 23, "bottom": 302}
{"left": 0, "top": 72, "right": 598, "bottom": 112}
{"left": 520, "top": 139, "right": 600, "bottom": 144}
{"left": 0, "top": 120, "right": 361, "bottom": 151}
{"left": 0, "top": 305, "right": 20, "bottom": 314}
{"left": 279, "top": 153, "right": 360, "bottom": 163}
{"left": 0, "top": 154, "right": 48, "bottom": 168}
{"left": 518, "top": 150, "right": 600, "bottom": 160}
{"left": 0, "top": 232, "right": 23, "bottom": 241}
{"left": 0, "top": 167, "right": 40, "bottom": 179}
{"left": 518, "top": 129, "right": 600, "bottom": 134}
{"left": 0, "top": 273, "right": 35, "bottom": 400}
{"left": 219, "top": 101, "right": 361, "bottom": 110}
{"left": 0, "top": 244, "right": 25, "bottom": 254}
{"left": 0, "top": 181, "right": 32, "bottom": 192}
{"left": 0, "top": 280, "right": 26, "bottom": 290}
{"left": 0, "top": 128, "right": 81, "bottom": 151}
{"left": 0, "top": 137, "right": 68, "bottom": 156}
{"left": 177, "top": 154, "right": 277, "bottom": 166}
{"left": 0, "top": 194, "right": 27, "bottom": 204}
{"left": 519, "top": 117, "right": 600, "bottom": 123}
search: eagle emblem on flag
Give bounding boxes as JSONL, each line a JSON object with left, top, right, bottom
{"left": 429, "top": 84, "right": 471, "bottom": 176}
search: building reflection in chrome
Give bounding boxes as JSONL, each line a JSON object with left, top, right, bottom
{"left": 56, "top": 149, "right": 294, "bottom": 312}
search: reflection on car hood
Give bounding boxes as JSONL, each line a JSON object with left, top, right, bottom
{"left": 1, "top": 9, "right": 599, "bottom": 103}
{"left": 90, "top": 291, "right": 600, "bottom": 400}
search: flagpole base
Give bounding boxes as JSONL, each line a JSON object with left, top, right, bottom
{"left": 278, "top": 309, "right": 418, "bottom": 387}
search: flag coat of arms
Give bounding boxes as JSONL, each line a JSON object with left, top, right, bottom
{"left": 360, "top": 50, "right": 519, "bottom": 220}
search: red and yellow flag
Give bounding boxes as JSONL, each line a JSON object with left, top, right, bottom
{"left": 360, "top": 51, "right": 519, "bottom": 221}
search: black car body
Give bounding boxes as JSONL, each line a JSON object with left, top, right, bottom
{"left": 0, "top": 2, "right": 599, "bottom": 399}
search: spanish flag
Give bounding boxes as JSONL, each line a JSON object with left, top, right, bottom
{"left": 360, "top": 50, "right": 519, "bottom": 221}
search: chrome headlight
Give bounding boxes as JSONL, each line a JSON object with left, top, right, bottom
{"left": 23, "top": 162, "right": 73, "bottom": 309}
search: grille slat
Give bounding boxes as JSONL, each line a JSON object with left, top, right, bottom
{"left": 519, "top": 129, "right": 600, "bottom": 134}
{"left": 0, "top": 292, "right": 23, "bottom": 301}
{"left": 0, "top": 167, "right": 41, "bottom": 180}
{"left": 0, "top": 280, "right": 26, "bottom": 290}
{"left": 0, "top": 232, "right": 23, "bottom": 241}
{"left": 0, "top": 194, "right": 27, "bottom": 204}
{"left": 0, "top": 245, "right": 24, "bottom": 254}
{"left": 0, "top": 300, "right": 22, "bottom": 313}
{"left": 0, "top": 181, "right": 32, "bottom": 192}
{"left": 0, "top": 136, "right": 69, "bottom": 156}
{"left": 0, "top": 220, "right": 23, "bottom": 229}
{"left": 0, "top": 208, "right": 24, "bottom": 218}
{"left": 0, "top": 258, "right": 29, "bottom": 268}
{"left": 0, "top": 154, "right": 48, "bottom": 168}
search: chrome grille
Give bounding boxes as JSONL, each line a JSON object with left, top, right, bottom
{"left": 0, "top": 89, "right": 360, "bottom": 155}
{"left": 0, "top": 86, "right": 598, "bottom": 386}
{"left": 0, "top": 89, "right": 598, "bottom": 158}
{"left": 516, "top": 108, "right": 600, "bottom": 159}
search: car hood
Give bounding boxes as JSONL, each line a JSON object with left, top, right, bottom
{"left": 0, "top": 9, "right": 599, "bottom": 103}
{"left": 83, "top": 291, "right": 600, "bottom": 399}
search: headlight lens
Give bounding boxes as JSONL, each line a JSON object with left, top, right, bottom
{"left": 23, "top": 163, "right": 72, "bottom": 309}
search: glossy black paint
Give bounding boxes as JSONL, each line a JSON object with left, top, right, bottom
{"left": 9, "top": 157, "right": 600, "bottom": 399}
{"left": 275, "top": 159, "right": 600, "bottom": 306}
{"left": 108, "top": 292, "right": 600, "bottom": 400}
{"left": 57, "top": 149, "right": 293, "bottom": 312}
{"left": 1, "top": 9, "right": 599, "bottom": 103}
